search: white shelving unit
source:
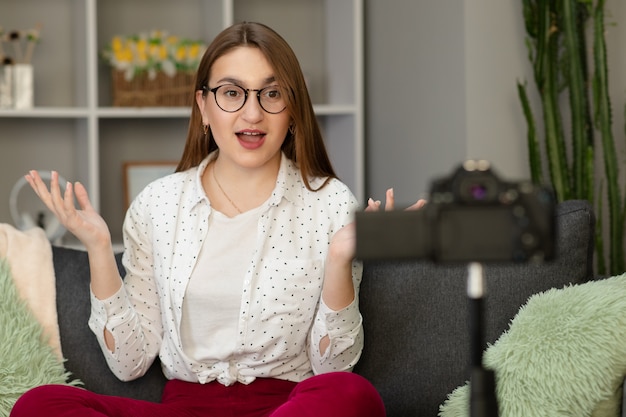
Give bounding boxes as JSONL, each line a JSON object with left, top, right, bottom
{"left": 0, "top": 0, "right": 363, "bottom": 244}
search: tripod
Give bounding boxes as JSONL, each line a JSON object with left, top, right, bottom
{"left": 467, "top": 262, "right": 499, "bottom": 417}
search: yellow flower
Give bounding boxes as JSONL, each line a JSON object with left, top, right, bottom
{"left": 158, "top": 44, "right": 167, "bottom": 60}
{"left": 114, "top": 47, "right": 132, "bottom": 63}
{"left": 189, "top": 44, "right": 200, "bottom": 59}
{"left": 175, "top": 46, "right": 186, "bottom": 62}
{"left": 112, "top": 36, "right": 123, "bottom": 52}
{"left": 103, "top": 30, "right": 206, "bottom": 79}
{"left": 149, "top": 44, "right": 159, "bottom": 59}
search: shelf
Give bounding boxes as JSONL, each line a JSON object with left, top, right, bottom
{"left": 0, "top": 104, "right": 357, "bottom": 119}
{"left": 0, "top": 0, "right": 364, "bottom": 237}
{"left": 97, "top": 105, "right": 358, "bottom": 118}
{"left": 96, "top": 107, "right": 192, "bottom": 118}
{"left": 314, "top": 104, "right": 359, "bottom": 116}
{"left": 0, "top": 108, "right": 91, "bottom": 118}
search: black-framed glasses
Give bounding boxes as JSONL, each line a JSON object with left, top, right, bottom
{"left": 205, "top": 84, "right": 287, "bottom": 114}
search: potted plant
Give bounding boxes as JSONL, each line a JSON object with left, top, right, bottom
{"left": 101, "top": 30, "right": 206, "bottom": 107}
{"left": 517, "top": 0, "right": 623, "bottom": 275}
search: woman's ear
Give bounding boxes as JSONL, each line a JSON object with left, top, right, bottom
{"left": 196, "top": 89, "right": 208, "bottom": 124}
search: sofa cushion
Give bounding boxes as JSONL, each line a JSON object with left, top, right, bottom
{"left": 353, "top": 199, "right": 596, "bottom": 417}
{"left": 0, "top": 259, "right": 81, "bottom": 413}
{"left": 439, "top": 273, "right": 626, "bottom": 417}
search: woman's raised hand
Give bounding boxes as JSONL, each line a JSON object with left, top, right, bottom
{"left": 25, "top": 170, "right": 112, "bottom": 250}
{"left": 322, "top": 188, "right": 428, "bottom": 312}
{"left": 328, "top": 188, "right": 427, "bottom": 264}
{"left": 366, "top": 188, "right": 426, "bottom": 213}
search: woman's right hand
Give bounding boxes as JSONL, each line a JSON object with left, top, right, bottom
{"left": 25, "top": 170, "right": 112, "bottom": 250}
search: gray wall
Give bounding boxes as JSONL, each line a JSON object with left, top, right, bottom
{"left": 365, "top": 1, "right": 465, "bottom": 204}
{"left": 364, "top": 0, "right": 626, "bottom": 208}
{"left": 364, "top": 1, "right": 533, "bottom": 205}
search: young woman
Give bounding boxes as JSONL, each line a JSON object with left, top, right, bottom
{"left": 12, "top": 22, "right": 421, "bottom": 417}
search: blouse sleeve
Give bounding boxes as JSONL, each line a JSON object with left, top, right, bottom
{"left": 308, "top": 260, "right": 364, "bottom": 374}
{"left": 87, "top": 188, "right": 164, "bottom": 382}
{"left": 307, "top": 179, "right": 365, "bottom": 374}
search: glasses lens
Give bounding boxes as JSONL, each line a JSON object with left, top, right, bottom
{"left": 214, "top": 85, "right": 246, "bottom": 112}
{"left": 212, "top": 84, "right": 287, "bottom": 114}
{"left": 259, "top": 86, "right": 287, "bottom": 114}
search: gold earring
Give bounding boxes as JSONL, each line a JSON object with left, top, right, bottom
{"left": 289, "top": 123, "right": 295, "bottom": 135}
{"left": 203, "top": 124, "right": 209, "bottom": 135}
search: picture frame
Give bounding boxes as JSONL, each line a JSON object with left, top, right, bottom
{"left": 123, "top": 161, "right": 178, "bottom": 208}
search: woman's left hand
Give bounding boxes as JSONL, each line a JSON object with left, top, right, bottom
{"left": 321, "top": 188, "right": 426, "bottom": 313}
{"left": 328, "top": 188, "right": 426, "bottom": 264}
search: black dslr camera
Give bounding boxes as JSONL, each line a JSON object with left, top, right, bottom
{"left": 355, "top": 160, "right": 556, "bottom": 263}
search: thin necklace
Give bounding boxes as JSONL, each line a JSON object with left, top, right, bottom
{"left": 212, "top": 165, "right": 243, "bottom": 214}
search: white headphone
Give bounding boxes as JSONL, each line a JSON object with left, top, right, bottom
{"left": 9, "top": 171, "right": 67, "bottom": 242}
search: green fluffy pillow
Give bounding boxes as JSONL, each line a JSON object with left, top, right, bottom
{"left": 0, "top": 259, "right": 81, "bottom": 416}
{"left": 440, "top": 274, "right": 626, "bottom": 417}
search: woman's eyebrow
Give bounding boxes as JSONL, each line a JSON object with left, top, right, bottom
{"left": 215, "top": 77, "right": 240, "bottom": 85}
{"left": 214, "top": 76, "right": 277, "bottom": 86}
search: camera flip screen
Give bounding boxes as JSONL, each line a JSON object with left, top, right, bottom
{"left": 355, "top": 161, "right": 556, "bottom": 264}
{"left": 437, "top": 207, "right": 518, "bottom": 262}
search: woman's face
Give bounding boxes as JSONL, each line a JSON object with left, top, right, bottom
{"left": 196, "top": 46, "right": 291, "bottom": 170}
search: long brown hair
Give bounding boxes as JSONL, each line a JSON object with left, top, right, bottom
{"left": 176, "top": 22, "right": 337, "bottom": 190}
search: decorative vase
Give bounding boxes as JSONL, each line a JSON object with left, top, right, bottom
{"left": 0, "top": 64, "right": 34, "bottom": 109}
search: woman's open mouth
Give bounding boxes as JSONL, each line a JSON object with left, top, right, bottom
{"left": 236, "top": 130, "right": 266, "bottom": 150}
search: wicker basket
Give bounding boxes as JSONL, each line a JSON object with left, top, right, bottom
{"left": 112, "top": 70, "right": 195, "bottom": 107}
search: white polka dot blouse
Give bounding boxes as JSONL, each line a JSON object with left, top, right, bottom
{"left": 88, "top": 152, "right": 364, "bottom": 385}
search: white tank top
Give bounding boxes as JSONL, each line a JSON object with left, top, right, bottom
{"left": 180, "top": 206, "right": 262, "bottom": 362}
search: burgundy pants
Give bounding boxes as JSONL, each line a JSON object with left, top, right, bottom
{"left": 10, "top": 372, "right": 385, "bottom": 417}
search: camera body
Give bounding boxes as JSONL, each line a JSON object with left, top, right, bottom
{"left": 355, "top": 160, "right": 556, "bottom": 263}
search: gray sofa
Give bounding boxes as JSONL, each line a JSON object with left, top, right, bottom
{"left": 53, "top": 199, "right": 596, "bottom": 416}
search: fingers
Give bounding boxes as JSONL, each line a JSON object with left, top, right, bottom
{"left": 365, "top": 189, "right": 427, "bottom": 212}
{"left": 25, "top": 170, "right": 78, "bottom": 218}
{"left": 407, "top": 199, "right": 427, "bottom": 211}
{"left": 365, "top": 188, "right": 394, "bottom": 212}
{"left": 63, "top": 181, "right": 75, "bottom": 212}
{"left": 73, "top": 181, "right": 94, "bottom": 211}
{"left": 365, "top": 198, "right": 381, "bottom": 212}
{"left": 24, "top": 171, "right": 104, "bottom": 246}
{"left": 385, "top": 188, "right": 395, "bottom": 211}
{"left": 25, "top": 170, "right": 44, "bottom": 197}
{"left": 50, "top": 171, "right": 79, "bottom": 221}
{"left": 25, "top": 170, "right": 55, "bottom": 211}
